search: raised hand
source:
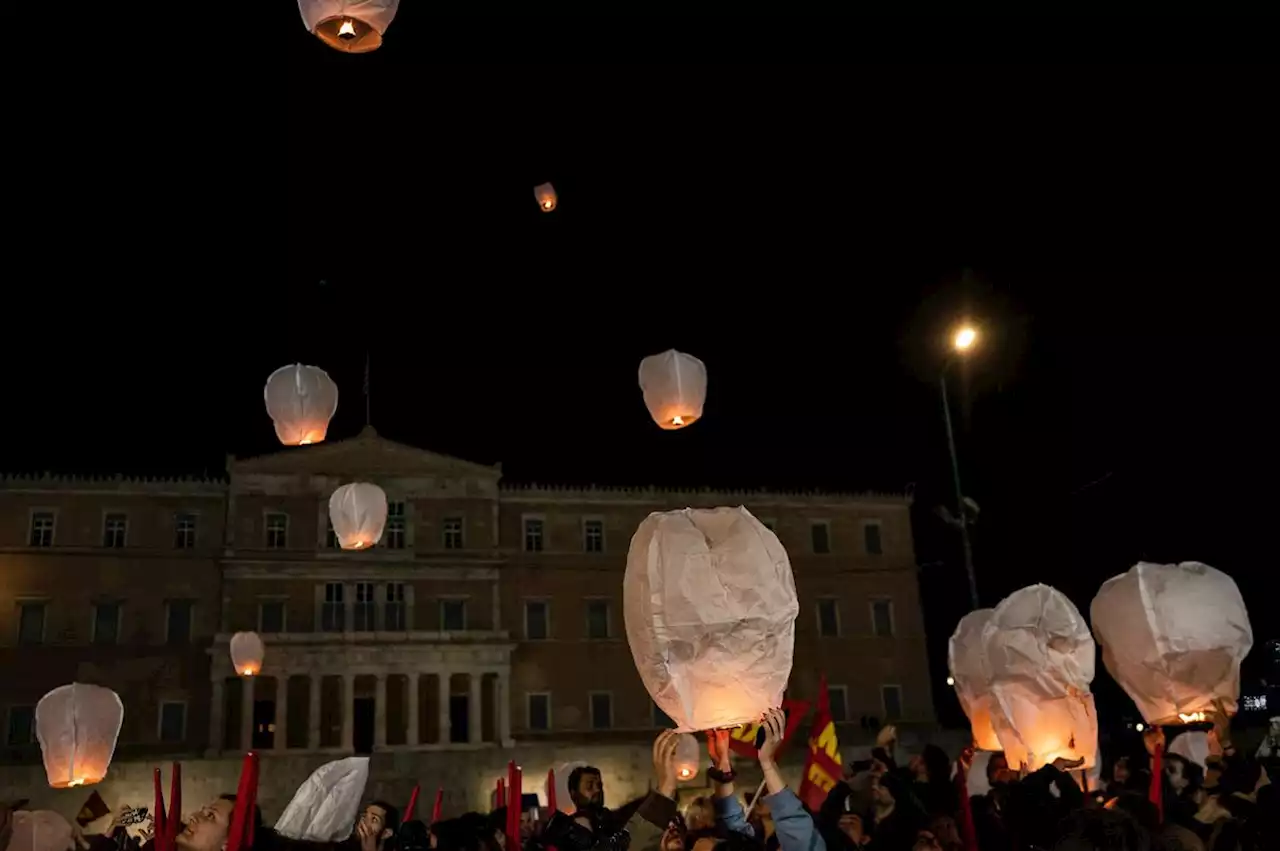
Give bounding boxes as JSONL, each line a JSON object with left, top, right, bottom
{"left": 757, "top": 708, "right": 786, "bottom": 766}
{"left": 1051, "top": 756, "right": 1085, "bottom": 772}
{"left": 706, "top": 729, "right": 732, "bottom": 771}
{"left": 875, "top": 724, "right": 897, "bottom": 750}
{"left": 653, "top": 730, "right": 681, "bottom": 798}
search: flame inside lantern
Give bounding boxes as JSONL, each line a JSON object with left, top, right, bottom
{"left": 338, "top": 19, "right": 356, "bottom": 39}
{"left": 671, "top": 415, "right": 685, "bottom": 426}
{"left": 68, "top": 778, "right": 85, "bottom": 787}
{"left": 1179, "top": 711, "right": 1207, "bottom": 723}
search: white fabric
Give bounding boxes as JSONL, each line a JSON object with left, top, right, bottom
{"left": 534, "top": 183, "right": 557, "bottom": 211}
{"left": 965, "top": 751, "right": 993, "bottom": 797}
{"left": 638, "top": 350, "right": 707, "bottom": 430}
{"left": 229, "top": 632, "right": 265, "bottom": 676}
{"left": 298, "top": 0, "right": 400, "bottom": 33}
{"left": 328, "top": 483, "right": 388, "bottom": 550}
{"left": 948, "top": 609, "right": 1002, "bottom": 751}
{"left": 624, "top": 506, "right": 797, "bottom": 732}
{"left": 274, "top": 757, "right": 370, "bottom": 842}
{"left": 263, "top": 364, "right": 339, "bottom": 446}
{"left": 35, "top": 683, "right": 123, "bottom": 789}
{"left": 8, "top": 811, "right": 74, "bottom": 851}
{"left": 982, "top": 584, "right": 1098, "bottom": 771}
{"left": 1167, "top": 730, "right": 1212, "bottom": 771}
{"left": 1090, "top": 561, "right": 1253, "bottom": 724}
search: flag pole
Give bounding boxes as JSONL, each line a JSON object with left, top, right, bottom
{"left": 742, "top": 778, "right": 768, "bottom": 820}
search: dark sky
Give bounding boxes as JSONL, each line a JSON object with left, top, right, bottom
{"left": 9, "top": 20, "right": 1274, "bottom": 726}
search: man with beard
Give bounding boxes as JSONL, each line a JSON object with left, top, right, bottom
{"left": 568, "top": 766, "right": 607, "bottom": 833}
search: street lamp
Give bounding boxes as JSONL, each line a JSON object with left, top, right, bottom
{"left": 941, "top": 324, "right": 980, "bottom": 610}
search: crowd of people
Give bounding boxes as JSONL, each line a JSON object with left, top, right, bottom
{"left": 4, "top": 708, "right": 1277, "bottom": 851}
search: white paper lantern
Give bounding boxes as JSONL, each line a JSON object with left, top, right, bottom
{"left": 328, "top": 482, "right": 387, "bottom": 550}
{"left": 35, "top": 683, "right": 124, "bottom": 789}
{"left": 1091, "top": 561, "right": 1253, "bottom": 725}
{"left": 275, "top": 757, "right": 371, "bottom": 842}
{"left": 624, "top": 506, "right": 797, "bottom": 732}
{"left": 982, "top": 584, "right": 1098, "bottom": 771}
{"left": 264, "top": 364, "right": 339, "bottom": 446}
{"left": 534, "top": 182, "right": 557, "bottom": 212}
{"left": 638, "top": 349, "right": 707, "bottom": 430}
{"left": 947, "top": 609, "right": 1002, "bottom": 751}
{"left": 674, "top": 733, "right": 701, "bottom": 781}
{"left": 7, "top": 811, "right": 75, "bottom": 851}
{"left": 298, "top": 0, "right": 400, "bottom": 53}
{"left": 230, "top": 631, "right": 266, "bottom": 677}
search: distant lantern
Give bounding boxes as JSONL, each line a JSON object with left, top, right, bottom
{"left": 625, "top": 507, "right": 797, "bottom": 732}
{"left": 947, "top": 609, "right": 1003, "bottom": 751}
{"left": 982, "top": 584, "right": 1098, "bottom": 771}
{"left": 8, "top": 810, "right": 76, "bottom": 851}
{"left": 35, "top": 683, "right": 124, "bottom": 789}
{"left": 329, "top": 482, "right": 387, "bottom": 550}
{"left": 534, "top": 183, "right": 557, "bottom": 212}
{"left": 298, "top": 0, "right": 400, "bottom": 53}
{"left": 1091, "top": 561, "right": 1253, "bottom": 726}
{"left": 674, "top": 733, "right": 701, "bottom": 781}
{"left": 638, "top": 349, "right": 707, "bottom": 430}
{"left": 230, "top": 631, "right": 266, "bottom": 677}
{"left": 264, "top": 364, "right": 339, "bottom": 447}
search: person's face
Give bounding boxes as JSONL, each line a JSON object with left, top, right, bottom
{"left": 988, "top": 755, "right": 1017, "bottom": 786}
{"left": 871, "top": 777, "right": 894, "bottom": 808}
{"left": 361, "top": 805, "right": 391, "bottom": 840}
{"left": 1166, "top": 759, "right": 1190, "bottom": 793}
{"left": 913, "top": 831, "right": 941, "bottom": 851}
{"left": 1113, "top": 758, "right": 1130, "bottom": 784}
{"left": 660, "top": 824, "right": 683, "bottom": 851}
{"left": 908, "top": 754, "right": 928, "bottom": 781}
{"left": 575, "top": 773, "right": 603, "bottom": 807}
{"left": 176, "top": 799, "right": 234, "bottom": 851}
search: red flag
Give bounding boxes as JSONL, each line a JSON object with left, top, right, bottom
{"left": 727, "top": 698, "right": 811, "bottom": 758}
{"left": 431, "top": 788, "right": 443, "bottom": 824}
{"left": 546, "top": 769, "right": 557, "bottom": 812}
{"left": 798, "top": 676, "right": 842, "bottom": 811}
{"left": 403, "top": 785, "right": 420, "bottom": 823}
{"left": 506, "top": 763, "right": 522, "bottom": 847}
{"left": 495, "top": 779, "right": 506, "bottom": 810}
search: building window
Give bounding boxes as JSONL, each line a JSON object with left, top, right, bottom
{"left": 321, "top": 583, "right": 345, "bottom": 632}
{"left": 103, "top": 513, "right": 128, "bottom": 548}
{"left": 29, "top": 512, "right": 55, "bottom": 548}
{"left": 585, "top": 600, "right": 611, "bottom": 640}
{"left": 811, "top": 521, "right": 831, "bottom": 554}
{"left": 523, "top": 517, "right": 544, "bottom": 553}
{"left": 165, "top": 600, "right": 193, "bottom": 645}
{"left": 653, "top": 703, "right": 675, "bottom": 728}
{"left": 18, "top": 602, "right": 46, "bottom": 646}
{"left": 174, "top": 513, "right": 197, "bottom": 549}
{"left": 525, "top": 600, "right": 549, "bottom": 640}
{"left": 881, "top": 685, "right": 903, "bottom": 720}
{"left": 817, "top": 598, "right": 840, "bottom": 637}
{"left": 864, "top": 521, "right": 883, "bottom": 556}
{"left": 829, "top": 685, "right": 849, "bottom": 723}
{"left": 5, "top": 706, "right": 35, "bottom": 746}
{"left": 589, "top": 692, "right": 613, "bottom": 730}
{"left": 353, "top": 582, "right": 376, "bottom": 632}
{"left": 440, "top": 599, "right": 467, "bottom": 632}
{"left": 384, "top": 583, "right": 406, "bottom": 631}
{"left": 93, "top": 603, "right": 121, "bottom": 645}
{"left": 384, "top": 502, "right": 406, "bottom": 550}
{"left": 258, "top": 601, "right": 285, "bottom": 634}
{"left": 266, "top": 513, "right": 288, "bottom": 549}
{"left": 527, "top": 693, "right": 551, "bottom": 732}
{"left": 442, "top": 517, "right": 464, "bottom": 550}
{"left": 158, "top": 702, "right": 187, "bottom": 743}
{"left": 871, "top": 598, "right": 895, "bottom": 638}
{"left": 583, "top": 519, "right": 604, "bottom": 553}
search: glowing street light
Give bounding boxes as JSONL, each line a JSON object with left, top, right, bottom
{"left": 946, "top": 676, "right": 955, "bottom": 687}
{"left": 953, "top": 326, "right": 978, "bottom": 352}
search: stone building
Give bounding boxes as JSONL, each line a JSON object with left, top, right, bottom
{"left": 1, "top": 427, "right": 932, "bottom": 769}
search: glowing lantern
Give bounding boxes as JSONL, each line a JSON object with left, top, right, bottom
{"left": 982, "top": 584, "right": 1098, "bottom": 771}
{"left": 8, "top": 811, "right": 75, "bottom": 851}
{"left": 624, "top": 506, "right": 797, "bottom": 732}
{"left": 638, "top": 349, "right": 707, "bottom": 430}
{"left": 328, "top": 482, "right": 387, "bottom": 550}
{"left": 298, "top": 0, "right": 400, "bottom": 53}
{"left": 1090, "top": 561, "right": 1253, "bottom": 725}
{"left": 230, "top": 631, "right": 266, "bottom": 677}
{"left": 674, "top": 733, "right": 701, "bottom": 781}
{"left": 264, "top": 364, "right": 339, "bottom": 446}
{"left": 34, "top": 683, "right": 124, "bottom": 788}
{"left": 534, "top": 183, "right": 557, "bottom": 212}
{"left": 947, "top": 609, "right": 1002, "bottom": 751}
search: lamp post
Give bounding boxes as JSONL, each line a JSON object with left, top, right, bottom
{"left": 941, "top": 325, "right": 980, "bottom": 610}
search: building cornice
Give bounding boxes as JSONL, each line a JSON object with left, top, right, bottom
{"left": 0, "top": 472, "right": 228, "bottom": 495}
{"left": 499, "top": 482, "right": 912, "bottom": 508}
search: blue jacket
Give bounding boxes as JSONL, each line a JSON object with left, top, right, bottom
{"left": 714, "top": 788, "right": 826, "bottom": 851}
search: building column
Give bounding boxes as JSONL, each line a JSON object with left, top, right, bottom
{"left": 208, "top": 677, "right": 225, "bottom": 754}
{"left": 274, "top": 675, "right": 289, "bottom": 750}
{"left": 497, "top": 670, "right": 512, "bottom": 746}
{"left": 341, "top": 673, "right": 355, "bottom": 752}
{"left": 438, "top": 672, "right": 452, "bottom": 744}
{"left": 239, "top": 676, "right": 256, "bottom": 751}
{"left": 374, "top": 674, "right": 388, "bottom": 750}
{"left": 308, "top": 675, "right": 322, "bottom": 750}
{"left": 469, "top": 672, "right": 483, "bottom": 744}
{"left": 406, "top": 673, "right": 419, "bottom": 747}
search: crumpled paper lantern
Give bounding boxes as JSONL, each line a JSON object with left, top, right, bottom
{"left": 8, "top": 811, "right": 74, "bottom": 851}
{"left": 230, "top": 631, "right": 266, "bottom": 677}
{"left": 534, "top": 183, "right": 557, "bottom": 212}
{"left": 298, "top": 0, "right": 400, "bottom": 53}
{"left": 674, "top": 733, "right": 701, "bottom": 781}
{"left": 264, "top": 364, "right": 339, "bottom": 446}
{"left": 35, "top": 684, "right": 124, "bottom": 788}
{"left": 329, "top": 482, "right": 387, "bottom": 550}
{"left": 1090, "top": 561, "right": 1253, "bottom": 725}
{"left": 638, "top": 349, "right": 707, "bottom": 430}
{"left": 624, "top": 506, "right": 797, "bottom": 732}
{"left": 274, "top": 757, "right": 370, "bottom": 841}
{"left": 982, "top": 584, "right": 1098, "bottom": 771}
{"left": 947, "top": 609, "right": 1002, "bottom": 751}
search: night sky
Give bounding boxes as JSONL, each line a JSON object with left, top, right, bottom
{"left": 9, "top": 20, "right": 1272, "bottom": 727}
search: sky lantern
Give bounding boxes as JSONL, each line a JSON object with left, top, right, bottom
{"left": 673, "top": 733, "right": 701, "bottom": 781}
{"left": 298, "top": 0, "right": 400, "bottom": 53}
{"left": 982, "top": 584, "right": 1098, "bottom": 771}
{"left": 7, "top": 810, "right": 76, "bottom": 851}
{"left": 947, "top": 609, "right": 1002, "bottom": 751}
{"left": 264, "top": 364, "right": 339, "bottom": 446}
{"left": 1091, "top": 561, "right": 1253, "bottom": 726}
{"left": 624, "top": 507, "right": 797, "bottom": 732}
{"left": 638, "top": 349, "right": 707, "bottom": 430}
{"left": 533, "top": 183, "right": 557, "bottom": 212}
{"left": 35, "top": 683, "right": 124, "bottom": 789}
{"left": 230, "top": 631, "right": 266, "bottom": 677}
{"left": 328, "top": 483, "right": 387, "bottom": 550}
